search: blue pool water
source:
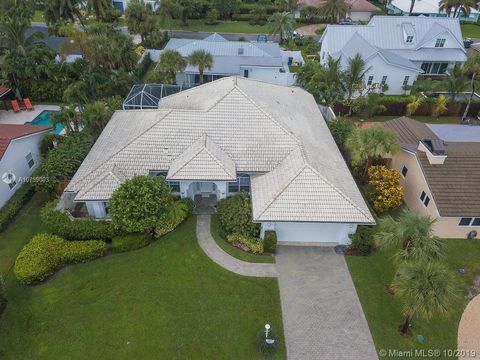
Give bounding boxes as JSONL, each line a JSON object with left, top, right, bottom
{"left": 25, "top": 110, "right": 64, "bottom": 134}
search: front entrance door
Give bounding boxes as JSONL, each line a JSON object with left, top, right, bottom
{"left": 197, "top": 182, "right": 215, "bottom": 195}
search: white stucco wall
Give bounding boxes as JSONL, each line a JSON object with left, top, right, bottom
{"left": 349, "top": 11, "right": 374, "bottom": 22}
{"left": 0, "top": 132, "right": 47, "bottom": 209}
{"left": 260, "top": 221, "right": 358, "bottom": 244}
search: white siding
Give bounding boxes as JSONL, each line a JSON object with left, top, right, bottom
{"left": 0, "top": 132, "right": 46, "bottom": 209}
{"left": 349, "top": 11, "right": 374, "bottom": 22}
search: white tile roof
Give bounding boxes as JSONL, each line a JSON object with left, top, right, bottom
{"left": 66, "top": 77, "right": 373, "bottom": 224}
{"left": 167, "top": 134, "right": 236, "bottom": 180}
{"left": 390, "top": 0, "right": 479, "bottom": 15}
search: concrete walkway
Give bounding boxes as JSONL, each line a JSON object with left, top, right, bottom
{"left": 196, "top": 214, "right": 278, "bottom": 277}
{"left": 276, "top": 246, "right": 378, "bottom": 360}
{"left": 458, "top": 294, "right": 480, "bottom": 359}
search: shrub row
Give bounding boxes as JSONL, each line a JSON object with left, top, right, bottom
{"left": 155, "top": 198, "right": 195, "bottom": 238}
{"left": 227, "top": 233, "right": 264, "bottom": 254}
{"left": 0, "top": 183, "right": 35, "bottom": 233}
{"left": 263, "top": 230, "right": 277, "bottom": 253}
{"left": 112, "top": 233, "right": 152, "bottom": 253}
{"left": 349, "top": 226, "right": 375, "bottom": 255}
{"left": 41, "top": 201, "right": 117, "bottom": 240}
{"left": 14, "top": 233, "right": 106, "bottom": 284}
{"left": 217, "top": 193, "right": 260, "bottom": 238}
{"left": 134, "top": 53, "right": 152, "bottom": 80}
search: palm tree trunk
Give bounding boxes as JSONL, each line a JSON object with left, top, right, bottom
{"left": 462, "top": 72, "right": 477, "bottom": 120}
{"left": 401, "top": 314, "right": 412, "bottom": 334}
{"left": 409, "top": 0, "right": 415, "bottom": 15}
{"left": 181, "top": 10, "right": 188, "bottom": 26}
{"left": 199, "top": 67, "right": 204, "bottom": 84}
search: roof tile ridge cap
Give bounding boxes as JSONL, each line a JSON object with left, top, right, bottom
{"left": 70, "top": 109, "right": 172, "bottom": 188}
{"left": 76, "top": 168, "right": 114, "bottom": 199}
{"left": 232, "top": 83, "right": 304, "bottom": 147}
{"left": 255, "top": 148, "right": 306, "bottom": 220}
{"left": 202, "top": 136, "right": 236, "bottom": 178}
{"left": 205, "top": 79, "right": 239, "bottom": 111}
{"left": 304, "top": 162, "right": 374, "bottom": 222}
{"left": 168, "top": 134, "right": 207, "bottom": 178}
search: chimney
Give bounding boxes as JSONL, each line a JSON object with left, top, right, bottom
{"left": 418, "top": 139, "right": 448, "bottom": 164}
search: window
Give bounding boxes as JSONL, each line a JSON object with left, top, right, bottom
{"left": 149, "top": 170, "right": 180, "bottom": 192}
{"left": 25, "top": 153, "right": 34, "bottom": 168}
{"left": 459, "top": 218, "right": 473, "bottom": 226}
{"left": 419, "top": 191, "right": 430, "bottom": 207}
{"left": 8, "top": 179, "right": 16, "bottom": 190}
{"left": 228, "top": 173, "right": 250, "bottom": 193}
{"left": 367, "top": 76, "right": 374, "bottom": 85}
{"left": 401, "top": 166, "right": 408, "bottom": 177}
{"left": 403, "top": 76, "right": 410, "bottom": 86}
{"left": 435, "top": 38, "right": 446, "bottom": 48}
{"left": 421, "top": 62, "right": 449, "bottom": 75}
{"left": 243, "top": 69, "right": 249, "bottom": 78}
{"left": 103, "top": 202, "right": 109, "bottom": 215}
{"left": 168, "top": 181, "right": 180, "bottom": 192}
{"left": 381, "top": 76, "right": 388, "bottom": 85}
{"left": 406, "top": 35, "right": 414, "bottom": 43}
{"left": 473, "top": 218, "right": 480, "bottom": 226}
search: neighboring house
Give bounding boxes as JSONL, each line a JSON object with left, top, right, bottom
{"left": 319, "top": 16, "right": 467, "bottom": 94}
{"left": 387, "top": 0, "right": 480, "bottom": 23}
{"left": 26, "top": 26, "right": 82, "bottom": 63}
{"left": 296, "top": 0, "right": 380, "bottom": 21}
{"left": 62, "top": 77, "right": 374, "bottom": 244}
{"left": 112, "top": 0, "right": 158, "bottom": 13}
{"left": 0, "top": 124, "right": 51, "bottom": 209}
{"left": 152, "top": 33, "right": 304, "bottom": 86}
{"left": 384, "top": 117, "right": 480, "bottom": 239}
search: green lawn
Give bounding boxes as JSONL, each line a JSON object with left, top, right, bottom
{"left": 346, "top": 240, "right": 480, "bottom": 359}
{"left": 0, "top": 198, "right": 285, "bottom": 359}
{"left": 461, "top": 24, "right": 480, "bottom": 38}
{"left": 158, "top": 18, "right": 271, "bottom": 34}
{"left": 211, "top": 214, "right": 275, "bottom": 263}
{"left": 33, "top": 10, "right": 44, "bottom": 23}
{"left": 348, "top": 115, "right": 462, "bottom": 124}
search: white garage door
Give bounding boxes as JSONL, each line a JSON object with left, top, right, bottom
{"left": 274, "top": 222, "right": 356, "bottom": 244}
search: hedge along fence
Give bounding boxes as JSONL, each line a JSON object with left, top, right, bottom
{"left": 0, "top": 183, "right": 35, "bottom": 233}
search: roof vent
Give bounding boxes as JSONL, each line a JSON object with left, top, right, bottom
{"left": 238, "top": 47, "right": 244, "bottom": 55}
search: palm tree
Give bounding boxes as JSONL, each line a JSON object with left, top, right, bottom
{"left": 188, "top": 50, "right": 213, "bottom": 85}
{"left": 343, "top": 53, "right": 369, "bottom": 112}
{"left": 166, "top": 197, "right": 189, "bottom": 224}
{"left": 393, "top": 261, "right": 458, "bottom": 334}
{"left": 406, "top": 94, "right": 425, "bottom": 116}
{"left": 319, "top": 0, "right": 349, "bottom": 23}
{"left": 87, "top": 0, "right": 110, "bottom": 20}
{"left": 444, "top": 65, "right": 468, "bottom": 101}
{"left": 439, "top": 0, "right": 455, "bottom": 16}
{"left": 408, "top": 0, "right": 416, "bottom": 14}
{"left": 268, "top": 11, "right": 295, "bottom": 44}
{"left": 44, "top": 0, "right": 86, "bottom": 27}
{"left": 284, "top": 0, "right": 298, "bottom": 12}
{"left": 452, "top": 0, "right": 476, "bottom": 17}
{"left": 374, "top": 209, "right": 445, "bottom": 265}
{"left": 157, "top": 50, "right": 187, "bottom": 84}
{"left": 346, "top": 125, "right": 400, "bottom": 178}
{"left": 461, "top": 53, "right": 480, "bottom": 121}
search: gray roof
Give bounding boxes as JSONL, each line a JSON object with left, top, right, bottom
{"left": 428, "top": 124, "right": 480, "bottom": 143}
{"left": 66, "top": 77, "right": 373, "bottom": 224}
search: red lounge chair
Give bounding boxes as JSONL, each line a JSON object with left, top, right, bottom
{"left": 11, "top": 100, "right": 21, "bottom": 113}
{"left": 23, "top": 98, "right": 34, "bottom": 111}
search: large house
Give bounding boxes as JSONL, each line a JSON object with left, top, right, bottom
{"left": 152, "top": 33, "right": 303, "bottom": 87}
{"left": 319, "top": 16, "right": 467, "bottom": 94}
{"left": 0, "top": 124, "right": 51, "bottom": 208}
{"left": 384, "top": 117, "right": 480, "bottom": 239}
{"left": 296, "top": 0, "right": 380, "bottom": 21}
{"left": 62, "top": 77, "right": 374, "bottom": 244}
{"left": 387, "top": 0, "right": 480, "bottom": 23}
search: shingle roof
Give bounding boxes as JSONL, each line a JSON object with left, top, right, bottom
{"left": 0, "top": 124, "right": 52, "bottom": 160}
{"left": 167, "top": 134, "right": 236, "bottom": 181}
{"left": 251, "top": 147, "right": 374, "bottom": 223}
{"left": 67, "top": 77, "right": 373, "bottom": 223}
{"left": 384, "top": 117, "right": 480, "bottom": 217}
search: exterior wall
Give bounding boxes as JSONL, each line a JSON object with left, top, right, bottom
{"left": 349, "top": 11, "right": 374, "bottom": 22}
{"left": 390, "top": 149, "right": 479, "bottom": 239}
{"left": 179, "top": 180, "right": 228, "bottom": 200}
{"left": 0, "top": 132, "right": 46, "bottom": 209}
{"left": 260, "top": 221, "right": 358, "bottom": 244}
{"left": 85, "top": 201, "right": 108, "bottom": 219}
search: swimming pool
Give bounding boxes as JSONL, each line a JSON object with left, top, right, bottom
{"left": 25, "top": 110, "right": 64, "bottom": 134}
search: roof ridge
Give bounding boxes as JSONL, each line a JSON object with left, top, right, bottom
{"left": 76, "top": 165, "right": 121, "bottom": 200}
{"left": 203, "top": 136, "right": 236, "bottom": 178}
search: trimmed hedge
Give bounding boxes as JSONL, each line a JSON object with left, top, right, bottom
{"left": 0, "top": 183, "right": 35, "bottom": 233}
{"left": 349, "top": 226, "right": 375, "bottom": 256}
{"left": 14, "top": 233, "right": 106, "bottom": 284}
{"left": 263, "top": 230, "right": 277, "bottom": 253}
{"left": 227, "top": 233, "right": 264, "bottom": 254}
{"left": 217, "top": 193, "right": 260, "bottom": 237}
{"left": 41, "top": 201, "right": 117, "bottom": 240}
{"left": 112, "top": 233, "right": 152, "bottom": 253}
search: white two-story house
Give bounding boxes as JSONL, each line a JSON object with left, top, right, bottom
{"left": 319, "top": 16, "right": 467, "bottom": 95}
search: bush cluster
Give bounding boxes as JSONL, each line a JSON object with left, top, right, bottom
{"left": 217, "top": 193, "right": 260, "bottom": 238}
{"left": 368, "top": 166, "right": 404, "bottom": 213}
{"left": 41, "top": 201, "right": 117, "bottom": 240}
{"left": 349, "top": 226, "right": 375, "bottom": 255}
{"left": 133, "top": 52, "right": 152, "bottom": 80}
{"left": 263, "top": 231, "right": 277, "bottom": 253}
{"left": 40, "top": 134, "right": 64, "bottom": 155}
{"left": 14, "top": 233, "right": 106, "bottom": 284}
{"left": 155, "top": 198, "right": 194, "bottom": 238}
{"left": 227, "top": 233, "right": 264, "bottom": 254}
{"left": 0, "top": 183, "right": 35, "bottom": 232}
{"left": 112, "top": 233, "right": 152, "bottom": 253}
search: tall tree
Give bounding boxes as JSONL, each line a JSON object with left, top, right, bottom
{"left": 346, "top": 125, "right": 400, "bottom": 177}
{"left": 408, "top": 0, "right": 416, "bottom": 14}
{"left": 444, "top": 65, "right": 468, "bottom": 101}
{"left": 157, "top": 50, "right": 187, "bottom": 84}
{"left": 44, "top": 0, "right": 86, "bottom": 27}
{"left": 159, "top": 0, "right": 204, "bottom": 26}
{"left": 374, "top": 209, "right": 445, "bottom": 265}
{"left": 284, "top": 0, "right": 298, "bottom": 12}
{"left": 461, "top": 53, "right": 480, "bottom": 121}
{"left": 87, "top": 0, "right": 110, "bottom": 21}
{"left": 268, "top": 11, "right": 295, "bottom": 44}
{"left": 213, "top": 0, "right": 240, "bottom": 20}
{"left": 343, "top": 53, "right": 369, "bottom": 113}
{"left": 393, "top": 261, "right": 458, "bottom": 334}
{"left": 188, "top": 50, "right": 213, "bottom": 84}
{"left": 125, "top": 0, "right": 157, "bottom": 42}
{"left": 439, "top": 0, "right": 455, "bottom": 16}
{"left": 319, "top": 0, "right": 349, "bottom": 23}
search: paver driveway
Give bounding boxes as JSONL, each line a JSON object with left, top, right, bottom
{"left": 276, "top": 246, "right": 378, "bottom": 360}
